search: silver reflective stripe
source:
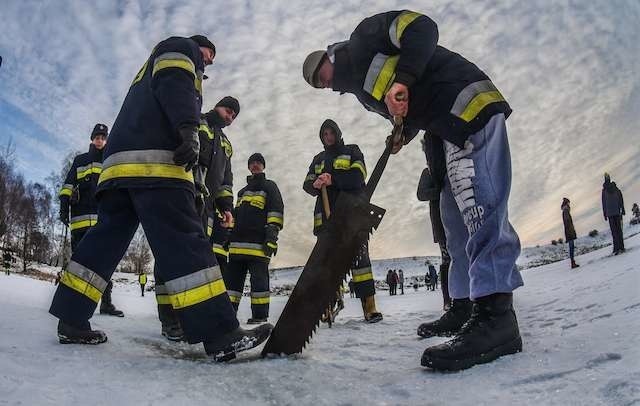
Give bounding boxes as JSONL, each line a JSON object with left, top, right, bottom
{"left": 388, "top": 17, "right": 400, "bottom": 48}
{"left": 70, "top": 214, "right": 98, "bottom": 222}
{"left": 363, "top": 53, "right": 389, "bottom": 96}
{"left": 352, "top": 266, "right": 372, "bottom": 276}
{"left": 62, "top": 183, "right": 73, "bottom": 189}
{"left": 207, "top": 217, "right": 214, "bottom": 227}
{"left": 76, "top": 163, "right": 103, "bottom": 173}
{"left": 229, "top": 242, "right": 264, "bottom": 250}
{"left": 241, "top": 190, "right": 267, "bottom": 198}
{"left": 164, "top": 266, "right": 222, "bottom": 294}
{"left": 267, "top": 211, "right": 283, "bottom": 219}
{"left": 154, "top": 284, "right": 168, "bottom": 295}
{"left": 336, "top": 154, "right": 351, "bottom": 161}
{"left": 227, "top": 290, "right": 242, "bottom": 298}
{"left": 102, "top": 150, "right": 177, "bottom": 170}
{"left": 67, "top": 260, "right": 108, "bottom": 293}
{"left": 251, "top": 291, "right": 270, "bottom": 298}
{"left": 450, "top": 80, "right": 498, "bottom": 117}
{"left": 305, "top": 174, "right": 316, "bottom": 181}
{"left": 314, "top": 213, "right": 322, "bottom": 219}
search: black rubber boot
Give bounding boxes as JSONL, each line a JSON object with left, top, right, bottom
{"left": 57, "top": 320, "right": 107, "bottom": 345}
{"left": 99, "top": 281, "right": 125, "bottom": 317}
{"left": 158, "top": 304, "right": 184, "bottom": 341}
{"left": 417, "top": 298, "right": 472, "bottom": 338}
{"left": 421, "top": 293, "right": 522, "bottom": 371}
{"left": 204, "top": 324, "right": 273, "bottom": 362}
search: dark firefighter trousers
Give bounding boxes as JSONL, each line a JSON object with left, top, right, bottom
{"left": 49, "top": 188, "right": 239, "bottom": 344}
{"left": 225, "top": 258, "right": 270, "bottom": 319}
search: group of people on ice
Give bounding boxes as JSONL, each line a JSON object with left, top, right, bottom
{"left": 50, "top": 9, "right": 527, "bottom": 371}
{"left": 561, "top": 172, "right": 630, "bottom": 269}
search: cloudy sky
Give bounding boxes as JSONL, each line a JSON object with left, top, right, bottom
{"left": 1, "top": 0, "right": 638, "bottom": 267}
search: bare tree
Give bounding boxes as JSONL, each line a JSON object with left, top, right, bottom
{"left": 121, "top": 227, "right": 153, "bottom": 274}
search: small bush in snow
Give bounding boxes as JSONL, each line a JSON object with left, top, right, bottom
{"left": 589, "top": 229, "right": 599, "bottom": 237}
{"left": 558, "top": 238, "right": 564, "bottom": 244}
{"left": 551, "top": 240, "right": 558, "bottom": 246}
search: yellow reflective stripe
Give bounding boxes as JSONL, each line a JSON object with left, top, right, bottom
{"left": 168, "top": 279, "right": 226, "bottom": 309}
{"left": 199, "top": 123, "right": 214, "bottom": 140}
{"left": 60, "top": 271, "right": 102, "bottom": 303}
{"left": 251, "top": 296, "right": 270, "bottom": 305}
{"left": 59, "top": 187, "right": 73, "bottom": 197}
{"left": 391, "top": 11, "right": 422, "bottom": 47}
{"left": 267, "top": 216, "right": 284, "bottom": 226}
{"left": 155, "top": 295, "right": 171, "bottom": 305}
{"left": 195, "top": 71, "right": 203, "bottom": 95}
{"left": 333, "top": 158, "right": 351, "bottom": 170}
{"left": 352, "top": 271, "right": 374, "bottom": 283}
{"left": 227, "top": 290, "right": 242, "bottom": 303}
{"left": 266, "top": 242, "right": 277, "bottom": 249}
{"left": 228, "top": 247, "right": 268, "bottom": 258}
{"left": 350, "top": 161, "right": 367, "bottom": 178}
{"left": 70, "top": 219, "right": 98, "bottom": 231}
{"left": 238, "top": 195, "right": 266, "bottom": 209}
{"left": 213, "top": 245, "right": 228, "bottom": 257}
{"left": 152, "top": 57, "right": 195, "bottom": 77}
{"left": 314, "top": 213, "right": 323, "bottom": 227}
{"left": 76, "top": 167, "right": 102, "bottom": 179}
{"left": 98, "top": 163, "right": 194, "bottom": 184}
{"left": 216, "top": 189, "right": 234, "bottom": 198}
{"left": 459, "top": 91, "right": 506, "bottom": 122}
{"left": 314, "top": 161, "right": 325, "bottom": 174}
{"left": 371, "top": 55, "right": 399, "bottom": 101}
{"left": 207, "top": 225, "right": 213, "bottom": 236}
{"left": 132, "top": 58, "right": 150, "bottom": 86}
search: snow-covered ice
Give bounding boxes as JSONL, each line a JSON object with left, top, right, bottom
{"left": 0, "top": 233, "right": 638, "bottom": 405}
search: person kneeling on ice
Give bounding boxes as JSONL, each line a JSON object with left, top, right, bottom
{"left": 303, "top": 9, "right": 523, "bottom": 370}
{"left": 49, "top": 34, "right": 271, "bottom": 362}
{"left": 303, "top": 119, "right": 383, "bottom": 323}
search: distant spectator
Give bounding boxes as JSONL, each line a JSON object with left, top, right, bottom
{"left": 562, "top": 198, "right": 580, "bottom": 269}
{"left": 631, "top": 203, "right": 640, "bottom": 225}
{"left": 429, "top": 264, "right": 438, "bottom": 291}
{"left": 398, "top": 270, "right": 405, "bottom": 295}
{"left": 138, "top": 272, "right": 147, "bottom": 297}
{"left": 602, "top": 173, "right": 626, "bottom": 254}
{"left": 386, "top": 270, "right": 397, "bottom": 295}
{"left": 392, "top": 270, "right": 400, "bottom": 295}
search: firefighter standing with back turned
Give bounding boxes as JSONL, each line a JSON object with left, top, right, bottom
{"left": 49, "top": 34, "right": 271, "bottom": 362}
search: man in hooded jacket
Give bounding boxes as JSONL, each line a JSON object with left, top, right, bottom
{"left": 303, "top": 119, "right": 383, "bottom": 323}
{"left": 602, "top": 173, "right": 626, "bottom": 254}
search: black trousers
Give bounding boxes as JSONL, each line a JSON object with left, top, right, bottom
{"left": 609, "top": 216, "right": 624, "bottom": 252}
{"left": 70, "top": 228, "right": 89, "bottom": 252}
{"left": 50, "top": 188, "right": 238, "bottom": 343}
{"left": 225, "top": 257, "right": 270, "bottom": 319}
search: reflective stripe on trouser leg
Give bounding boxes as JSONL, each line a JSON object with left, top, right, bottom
{"left": 132, "top": 188, "right": 238, "bottom": 344}
{"left": 49, "top": 189, "right": 140, "bottom": 326}
{"left": 442, "top": 113, "right": 523, "bottom": 300}
{"left": 350, "top": 242, "right": 375, "bottom": 298}
{"left": 248, "top": 261, "right": 270, "bottom": 319}
{"left": 225, "top": 258, "right": 250, "bottom": 311}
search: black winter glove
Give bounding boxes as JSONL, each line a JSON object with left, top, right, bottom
{"left": 173, "top": 126, "right": 200, "bottom": 171}
{"left": 263, "top": 224, "right": 279, "bottom": 257}
{"left": 59, "top": 206, "right": 69, "bottom": 226}
{"left": 416, "top": 167, "right": 439, "bottom": 202}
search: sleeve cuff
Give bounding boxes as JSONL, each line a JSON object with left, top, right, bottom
{"left": 394, "top": 71, "right": 417, "bottom": 88}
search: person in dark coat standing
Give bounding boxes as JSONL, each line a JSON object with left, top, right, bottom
{"left": 561, "top": 198, "right": 579, "bottom": 269}
{"left": 602, "top": 173, "right": 626, "bottom": 254}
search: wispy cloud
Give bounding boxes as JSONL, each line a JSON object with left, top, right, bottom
{"left": 0, "top": 0, "right": 638, "bottom": 266}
